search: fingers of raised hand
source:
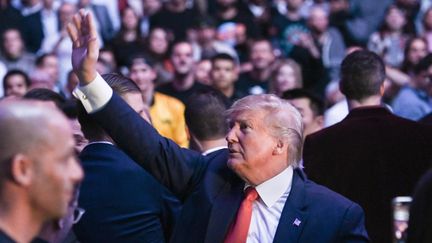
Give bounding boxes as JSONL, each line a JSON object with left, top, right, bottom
{"left": 66, "top": 22, "right": 80, "bottom": 48}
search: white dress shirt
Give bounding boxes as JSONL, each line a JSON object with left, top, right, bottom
{"left": 246, "top": 166, "right": 293, "bottom": 243}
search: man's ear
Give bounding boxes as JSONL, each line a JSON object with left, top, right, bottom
{"left": 10, "top": 154, "right": 34, "bottom": 186}
{"left": 273, "top": 139, "right": 285, "bottom": 155}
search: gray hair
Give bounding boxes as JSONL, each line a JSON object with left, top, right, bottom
{"left": 226, "top": 94, "right": 303, "bottom": 167}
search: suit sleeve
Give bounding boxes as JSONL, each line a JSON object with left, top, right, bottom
{"left": 337, "top": 202, "right": 370, "bottom": 242}
{"left": 91, "top": 93, "right": 207, "bottom": 200}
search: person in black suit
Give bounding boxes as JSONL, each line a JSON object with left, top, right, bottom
{"left": 68, "top": 11, "right": 369, "bottom": 242}
{"left": 74, "top": 73, "right": 180, "bottom": 242}
{"left": 303, "top": 50, "right": 432, "bottom": 243}
{"left": 184, "top": 89, "right": 230, "bottom": 154}
{"left": 407, "top": 169, "right": 432, "bottom": 243}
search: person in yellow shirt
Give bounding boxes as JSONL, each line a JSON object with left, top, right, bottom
{"left": 128, "top": 55, "right": 189, "bottom": 147}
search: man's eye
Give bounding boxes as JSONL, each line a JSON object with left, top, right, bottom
{"left": 240, "top": 123, "right": 249, "bottom": 130}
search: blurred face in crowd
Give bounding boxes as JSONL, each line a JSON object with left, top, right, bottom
{"left": 211, "top": 59, "right": 238, "bottom": 91}
{"left": 198, "top": 26, "right": 216, "bottom": 45}
{"left": 28, "top": 113, "right": 83, "bottom": 220}
{"left": 143, "top": 0, "right": 162, "bottom": 15}
{"left": 217, "top": 0, "right": 237, "bottom": 9}
{"left": 424, "top": 8, "right": 432, "bottom": 31}
{"left": 4, "top": 74, "right": 29, "bottom": 97}
{"left": 407, "top": 39, "right": 428, "bottom": 65}
{"left": 2, "top": 29, "right": 24, "bottom": 59}
{"left": 149, "top": 28, "right": 169, "bottom": 55}
{"left": 274, "top": 64, "right": 300, "bottom": 95}
{"left": 414, "top": 65, "right": 432, "bottom": 93}
{"left": 308, "top": 7, "right": 328, "bottom": 34}
{"left": 40, "top": 55, "right": 59, "bottom": 82}
{"left": 99, "top": 49, "right": 117, "bottom": 71}
{"left": 385, "top": 6, "right": 406, "bottom": 32}
{"left": 288, "top": 98, "right": 323, "bottom": 137}
{"left": 195, "top": 60, "right": 212, "bottom": 85}
{"left": 250, "top": 40, "right": 275, "bottom": 71}
{"left": 171, "top": 42, "right": 195, "bottom": 75}
{"left": 286, "top": 0, "right": 304, "bottom": 11}
{"left": 122, "top": 8, "right": 139, "bottom": 31}
{"left": 129, "top": 61, "right": 156, "bottom": 93}
{"left": 59, "top": 3, "right": 76, "bottom": 26}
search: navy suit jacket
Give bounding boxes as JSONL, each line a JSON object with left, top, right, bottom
{"left": 303, "top": 106, "right": 432, "bottom": 243}
{"left": 91, "top": 94, "right": 369, "bottom": 242}
{"left": 74, "top": 143, "right": 181, "bottom": 242}
{"left": 22, "top": 10, "right": 44, "bottom": 53}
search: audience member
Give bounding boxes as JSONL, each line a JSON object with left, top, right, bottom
{"left": 400, "top": 37, "right": 428, "bottom": 77}
{"left": 144, "top": 27, "right": 173, "bottom": 84}
{"left": 194, "top": 58, "right": 212, "bottom": 85}
{"left": 0, "top": 28, "right": 35, "bottom": 74}
{"left": 77, "top": 0, "right": 114, "bottom": 45}
{"left": 32, "top": 53, "right": 62, "bottom": 94}
{"left": 184, "top": 89, "right": 229, "bottom": 154}
{"left": 308, "top": 5, "right": 345, "bottom": 81}
{"left": 282, "top": 88, "right": 324, "bottom": 138}
{"left": 212, "top": 0, "right": 257, "bottom": 38}
{"left": 0, "top": 0, "right": 23, "bottom": 37}
{"left": 2, "top": 69, "right": 30, "bottom": 98}
{"left": 128, "top": 55, "right": 189, "bottom": 148}
{"left": 39, "top": 2, "right": 78, "bottom": 88}
{"left": 367, "top": 5, "right": 409, "bottom": 68}
{"left": 111, "top": 7, "right": 146, "bottom": 69}
{"left": 74, "top": 73, "right": 180, "bottom": 242}
{"left": 392, "top": 54, "right": 432, "bottom": 121}
{"left": 193, "top": 16, "right": 238, "bottom": 61}
{"left": 210, "top": 53, "right": 244, "bottom": 102}
{"left": 156, "top": 41, "right": 209, "bottom": 104}
{"left": 22, "top": 0, "right": 59, "bottom": 53}
{"left": 235, "top": 39, "right": 276, "bottom": 95}
{"left": 150, "top": 0, "right": 198, "bottom": 41}
{"left": 303, "top": 50, "right": 432, "bottom": 242}
{"left": 269, "top": 58, "right": 303, "bottom": 97}
{"left": 0, "top": 100, "right": 83, "bottom": 242}
{"left": 68, "top": 11, "right": 369, "bottom": 242}
{"left": 421, "top": 7, "right": 432, "bottom": 52}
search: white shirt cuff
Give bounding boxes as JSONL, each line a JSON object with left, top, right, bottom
{"left": 72, "top": 73, "right": 113, "bottom": 113}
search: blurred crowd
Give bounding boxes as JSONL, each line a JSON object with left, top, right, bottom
{"left": 1, "top": 0, "right": 432, "bottom": 125}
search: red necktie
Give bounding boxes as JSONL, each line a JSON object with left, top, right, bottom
{"left": 224, "top": 187, "right": 259, "bottom": 243}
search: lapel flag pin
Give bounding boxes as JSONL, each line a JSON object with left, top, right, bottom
{"left": 293, "top": 218, "right": 301, "bottom": 226}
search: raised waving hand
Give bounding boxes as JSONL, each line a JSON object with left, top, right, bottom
{"left": 66, "top": 9, "right": 99, "bottom": 85}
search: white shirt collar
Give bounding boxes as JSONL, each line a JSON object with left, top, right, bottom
{"left": 84, "top": 141, "right": 114, "bottom": 148}
{"left": 247, "top": 166, "right": 294, "bottom": 208}
{"left": 202, "top": 146, "right": 227, "bottom": 156}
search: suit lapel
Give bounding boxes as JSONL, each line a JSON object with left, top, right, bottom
{"left": 273, "top": 170, "right": 309, "bottom": 243}
{"left": 204, "top": 174, "right": 243, "bottom": 243}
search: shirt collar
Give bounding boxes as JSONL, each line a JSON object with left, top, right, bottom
{"left": 202, "top": 146, "right": 227, "bottom": 156}
{"left": 247, "top": 166, "right": 294, "bottom": 208}
{"left": 85, "top": 141, "right": 114, "bottom": 148}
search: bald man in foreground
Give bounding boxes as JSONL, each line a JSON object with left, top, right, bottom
{"left": 0, "top": 101, "right": 83, "bottom": 242}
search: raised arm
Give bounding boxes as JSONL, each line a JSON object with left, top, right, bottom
{"left": 67, "top": 11, "right": 207, "bottom": 199}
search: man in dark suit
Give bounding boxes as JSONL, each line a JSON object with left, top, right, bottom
{"left": 303, "top": 50, "right": 432, "bottom": 243}
{"left": 74, "top": 73, "right": 180, "bottom": 242}
{"left": 407, "top": 169, "right": 432, "bottom": 243}
{"left": 184, "top": 89, "right": 230, "bottom": 154}
{"left": 68, "top": 11, "right": 369, "bottom": 242}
